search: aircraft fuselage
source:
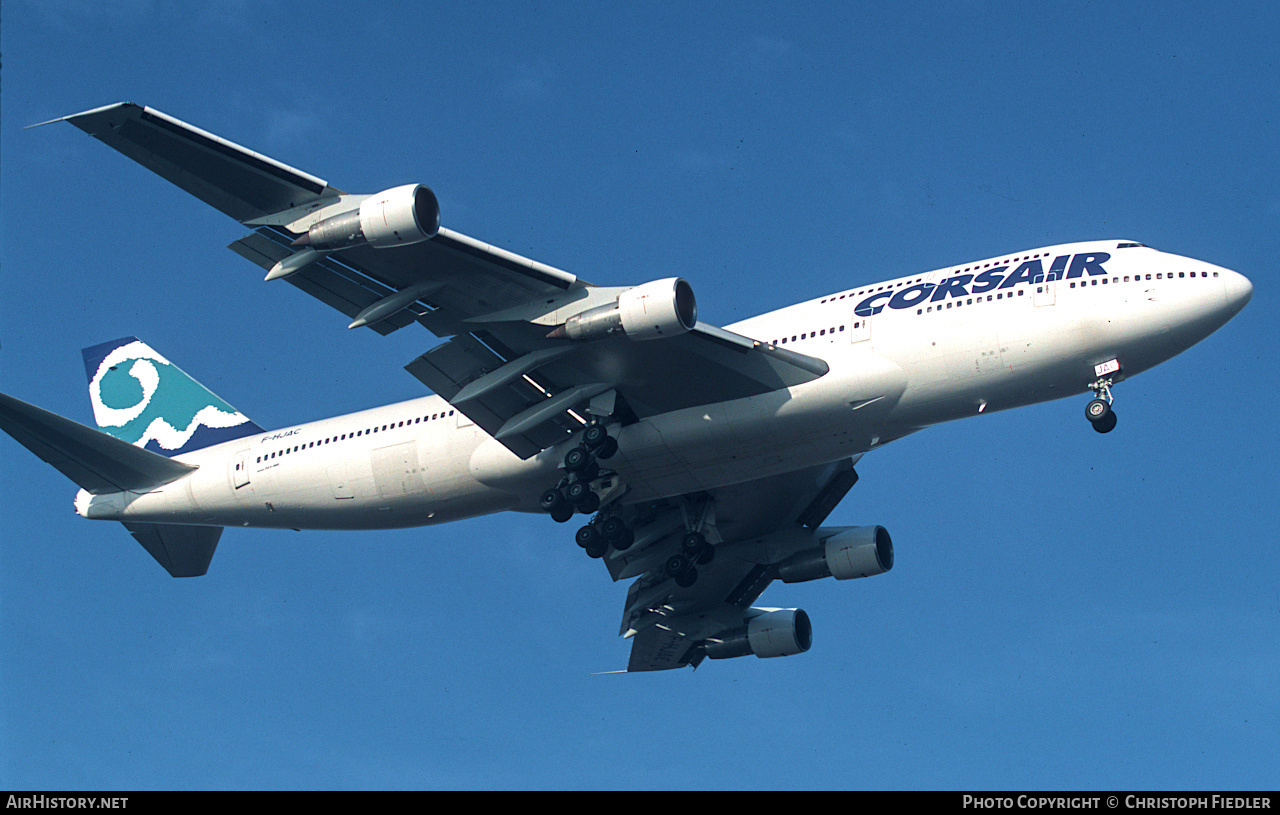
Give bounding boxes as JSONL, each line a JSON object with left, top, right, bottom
{"left": 75, "top": 240, "right": 1252, "bottom": 532}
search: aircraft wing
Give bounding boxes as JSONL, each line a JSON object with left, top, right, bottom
{"left": 50, "top": 103, "right": 828, "bottom": 458}
{"left": 607, "top": 456, "right": 864, "bottom": 672}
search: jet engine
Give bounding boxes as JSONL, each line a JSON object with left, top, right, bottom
{"left": 702, "top": 608, "right": 812, "bottom": 660}
{"left": 293, "top": 184, "right": 440, "bottom": 250}
{"left": 548, "top": 278, "right": 697, "bottom": 341}
{"left": 776, "top": 525, "right": 894, "bottom": 583}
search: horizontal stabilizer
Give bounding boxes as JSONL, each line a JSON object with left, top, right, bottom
{"left": 0, "top": 391, "right": 196, "bottom": 495}
{"left": 122, "top": 522, "right": 221, "bottom": 577}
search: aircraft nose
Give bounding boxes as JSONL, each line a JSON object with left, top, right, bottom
{"left": 1221, "top": 267, "right": 1253, "bottom": 317}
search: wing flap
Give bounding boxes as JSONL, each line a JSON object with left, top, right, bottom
{"left": 405, "top": 334, "right": 580, "bottom": 459}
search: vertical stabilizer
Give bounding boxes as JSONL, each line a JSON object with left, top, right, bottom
{"left": 82, "top": 337, "right": 263, "bottom": 456}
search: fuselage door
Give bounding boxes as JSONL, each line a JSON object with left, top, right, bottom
{"left": 232, "top": 449, "right": 252, "bottom": 488}
{"left": 1034, "top": 280, "right": 1056, "bottom": 307}
{"left": 849, "top": 314, "right": 872, "bottom": 343}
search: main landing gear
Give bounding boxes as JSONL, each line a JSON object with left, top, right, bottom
{"left": 540, "top": 421, "right": 633, "bottom": 556}
{"left": 1085, "top": 376, "right": 1118, "bottom": 434}
{"left": 541, "top": 421, "right": 717, "bottom": 587}
{"left": 575, "top": 515, "right": 634, "bottom": 559}
{"left": 664, "top": 531, "right": 715, "bottom": 588}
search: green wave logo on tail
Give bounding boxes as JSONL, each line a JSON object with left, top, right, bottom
{"left": 82, "top": 338, "right": 263, "bottom": 456}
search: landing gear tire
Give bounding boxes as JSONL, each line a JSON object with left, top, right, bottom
{"left": 540, "top": 488, "right": 567, "bottom": 513}
{"left": 576, "top": 524, "right": 601, "bottom": 549}
{"left": 665, "top": 554, "right": 698, "bottom": 587}
{"left": 681, "top": 532, "right": 706, "bottom": 555}
{"left": 564, "top": 480, "right": 601, "bottom": 513}
{"left": 563, "top": 446, "right": 593, "bottom": 473}
{"left": 582, "top": 423, "right": 609, "bottom": 449}
{"left": 681, "top": 531, "right": 714, "bottom": 565}
{"left": 565, "top": 479, "right": 592, "bottom": 505}
{"left": 665, "top": 554, "right": 690, "bottom": 576}
{"left": 611, "top": 527, "right": 634, "bottom": 550}
{"left": 597, "top": 516, "right": 634, "bottom": 551}
{"left": 1085, "top": 398, "right": 1112, "bottom": 424}
{"left": 1091, "top": 410, "right": 1117, "bottom": 434}
{"left": 594, "top": 436, "right": 618, "bottom": 460}
{"left": 542, "top": 488, "right": 575, "bottom": 523}
{"left": 585, "top": 540, "right": 608, "bottom": 558}
{"left": 600, "top": 517, "right": 628, "bottom": 542}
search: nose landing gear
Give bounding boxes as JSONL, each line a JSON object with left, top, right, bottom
{"left": 1085, "top": 373, "right": 1118, "bottom": 434}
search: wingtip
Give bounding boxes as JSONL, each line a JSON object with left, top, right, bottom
{"left": 25, "top": 101, "right": 138, "bottom": 130}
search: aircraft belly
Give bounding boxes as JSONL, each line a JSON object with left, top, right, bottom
{"left": 610, "top": 353, "right": 906, "bottom": 501}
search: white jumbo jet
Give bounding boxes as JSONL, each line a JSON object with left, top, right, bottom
{"left": 0, "top": 103, "right": 1253, "bottom": 671}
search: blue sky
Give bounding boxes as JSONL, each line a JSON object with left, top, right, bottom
{"left": 2, "top": 0, "right": 1277, "bottom": 790}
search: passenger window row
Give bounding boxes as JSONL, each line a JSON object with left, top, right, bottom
{"left": 767, "top": 270, "right": 1219, "bottom": 342}
{"left": 256, "top": 409, "right": 456, "bottom": 464}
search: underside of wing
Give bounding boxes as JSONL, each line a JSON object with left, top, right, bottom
{"left": 581, "top": 455, "right": 893, "bottom": 673}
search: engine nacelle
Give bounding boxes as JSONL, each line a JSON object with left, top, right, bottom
{"left": 294, "top": 184, "right": 440, "bottom": 250}
{"left": 549, "top": 278, "right": 697, "bottom": 342}
{"left": 777, "top": 525, "right": 893, "bottom": 583}
{"left": 703, "top": 608, "right": 812, "bottom": 660}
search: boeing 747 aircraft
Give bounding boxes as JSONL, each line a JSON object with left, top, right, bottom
{"left": 0, "top": 103, "right": 1253, "bottom": 671}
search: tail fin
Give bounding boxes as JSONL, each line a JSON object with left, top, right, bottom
{"left": 82, "top": 337, "right": 263, "bottom": 456}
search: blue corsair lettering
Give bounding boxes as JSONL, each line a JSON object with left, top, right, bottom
{"left": 889, "top": 282, "right": 936, "bottom": 310}
{"left": 1034, "top": 255, "right": 1070, "bottom": 283}
{"left": 854, "top": 291, "right": 895, "bottom": 316}
{"left": 1066, "top": 252, "right": 1110, "bottom": 279}
{"left": 930, "top": 274, "right": 974, "bottom": 302}
{"left": 853, "top": 252, "right": 1110, "bottom": 316}
{"left": 970, "top": 267, "right": 1008, "bottom": 293}
{"left": 998, "top": 261, "right": 1041, "bottom": 289}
